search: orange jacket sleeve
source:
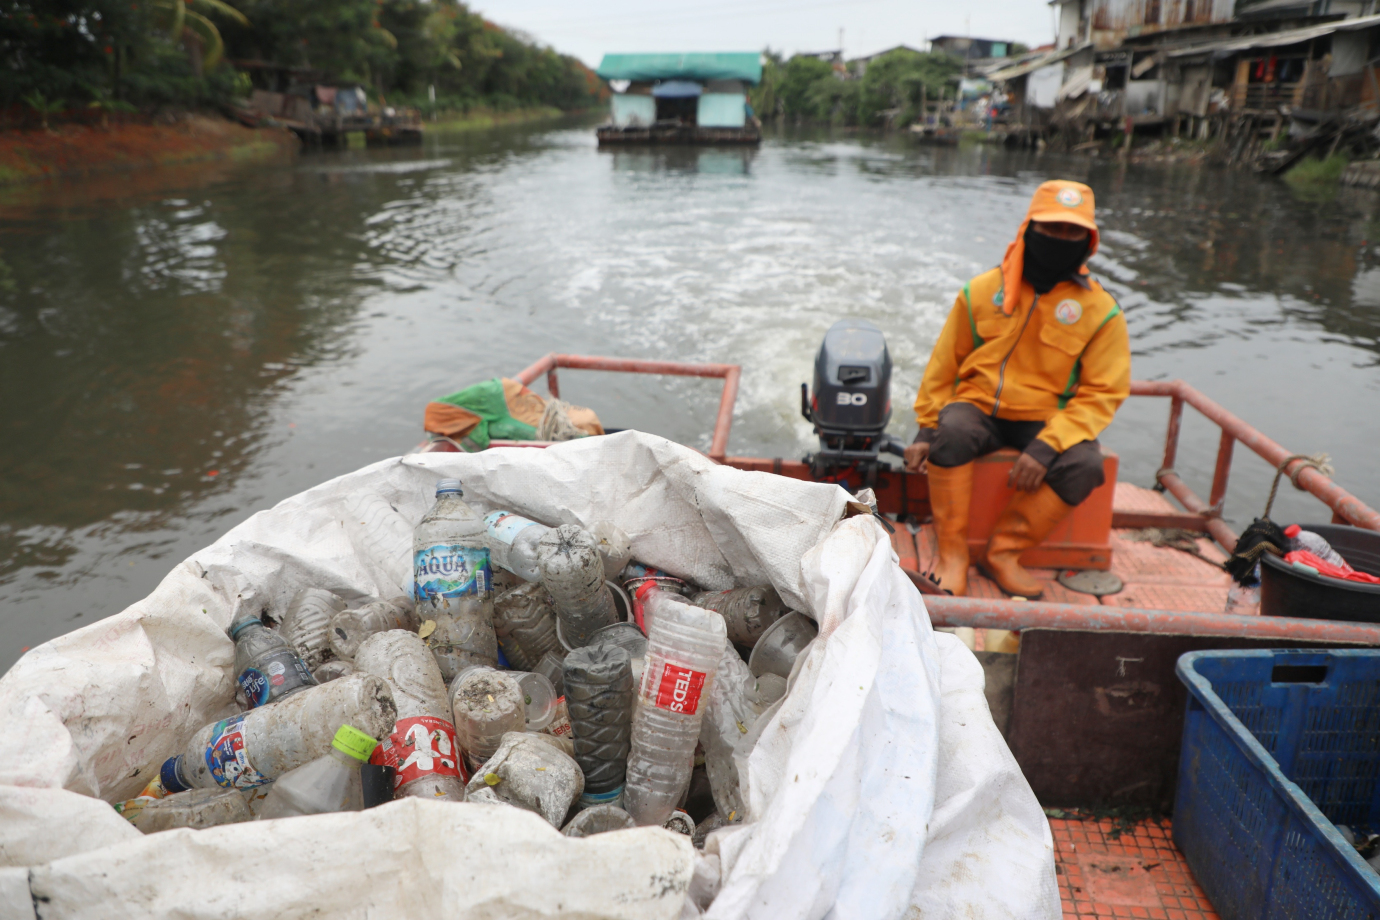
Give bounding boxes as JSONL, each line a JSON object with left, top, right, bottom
{"left": 1036, "top": 309, "right": 1130, "bottom": 454}
{"left": 913, "top": 288, "right": 978, "bottom": 431}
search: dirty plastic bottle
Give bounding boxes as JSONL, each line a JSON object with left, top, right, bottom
{"left": 539, "top": 525, "right": 618, "bottom": 648}
{"left": 535, "top": 649, "right": 566, "bottom": 697}
{"left": 161, "top": 674, "right": 396, "bottom": 791}
{"left": 492, "top": 582, "right": 562, "bottom": 671}
{"left": 564, "top": 645, "right": 634, "bottom": 800}
{"left": 414, "top": 479, "right": 498, "bottom": 680}
{"left": 451, "top": 667, "right": 526, "bottom": 772}
{"left": 280, "top": 588, "right": 347, "bottom": 671}
{"left": 230, "top": 615, "right": 317, "bottom": 709}
{"left": 313, "top": 660, "right": 355, "bottom": 683}
{"left": 354, "top": 629, "right": 466, "bottom": 801}
{"left": 589, "top": 521, "right": 633, "bottom": 581}
{"left": 690, "top": 586, "right": 788, "bottom": 647}
{"left": 256, "top": 724, "right": 378, "bottom": 819}
{"left": 562, "top": 803, "right": 637, "bottom": 837}
{"left": 700, "top": 642, "right": 759, "bottom": 823}
{"left": 328, "top": 596, "right": 419, "bottom": 661}
{"left": 121, "top": 787, "right": 253, "bottom": 833}
{"left": 1284, "top": 524, "right": 1346, "bottom": 567}
{"left": 623, "top": 594, "right": 727, "bottom": 827}
{"left": 464, "top": 731, "right": 584, "bottom": 826}
{"left": 484, "top": 511, "right": 551, "bottom": 582}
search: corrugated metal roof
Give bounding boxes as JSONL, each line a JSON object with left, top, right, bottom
{"left": 1167, "top": 13, "right": 1380, "bottom": 58}
{"left": 595, "top": 53, "right": 763, "bottom": 85}
{"left": 989, "top": 43, "right": 1090, "bottom": 81}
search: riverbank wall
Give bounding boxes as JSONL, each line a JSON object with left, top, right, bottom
{"left": 0, "top": 115, "right": 299, "bottom": 187}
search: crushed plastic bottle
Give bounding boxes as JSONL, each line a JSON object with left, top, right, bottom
{"left": 589, "top": 622, "right": 649, "bottom": 689}
{"left": 230, "top": 615, "right": 317, "bottom": 708}
{"left": 623, "top": 594, "right": 727, "bottom": 826}
{"left": 690, "top": 586, "right": 788, "bottom": 646}
{"left": 484, "top": 511, "right": 551, "bottom": 582}
{"left": 121, "top": 787, "right": 253, "bottom": 834}
{"left": 663, "top": 809, "right": 695, "bottom": 836}
{"left": 589, "top": 521, "right": 633, "bottom": 581}
{"left": 355, "top": 629, "right": 466, "bottom": 801}
{"left": 256, "top": 724, "right": 379, "bottom": 819}
{"left": 524, "top": 730, "right": 575, "bottom": 758}
{"left": 538, "top": 525, "right": 619, "bottom": 648}
{"left": 161, "top": 673, "right": 396, "bottom": 791}
{"left": 279, "top": 588, "right": 347, "bottom": 671}
{"left": 463, "top": 731, "right": 584, "bottom": 827}
{"left": 535, "top": 649, "right": 566, "bottom": 697}
{"left": 313, "top": 660, "right": 355, "bottom": 683}
{"left": 1225, "top": 583, "right": 1261, "bottom": 615}
{"left": 1285, "top": 524, "right": 1347, "bottom": 568}
{"left": 451, "top": 667, "right": 526, "bottom": 772}
{"left": 492, "top": 582, "right": 562, "bottom": 671}
{"left": 564, "top": 645, "right": 634, "bottom": 803}
{"left": 699, "top": 641, "right": 759, "bottom": 823}
{"left": 328, "top": 596, "right": 419, "bottom": 661}
{"left": 414, "top": 479, "right": 498, "bottom": 680}
{"left": 562, "top": 803, "right": 637, "bottom": 837}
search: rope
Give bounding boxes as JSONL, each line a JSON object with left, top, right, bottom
{"left": 1262, "top": 453, "right": 1333, "bottom": 520}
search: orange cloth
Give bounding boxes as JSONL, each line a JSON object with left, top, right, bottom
{"left": 999, "top": 180, "right": 1101, "bottom": 316}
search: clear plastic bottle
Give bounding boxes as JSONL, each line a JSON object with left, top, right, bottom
{"left": 493, "top": 582, "right": 562, "bottom": 671}
{"left": 623, "top": 594, "right": 727, "bottom": 826}
{"left": 562, "top": 804, "right": 637, "bottom": 837}
{"left": 256, "top": 725, "right": 378, "bottom": 819}
{"left": 589, "top": 521, "right": 633, "bottom": 581}
{"left": 354, "top": 630, "right": 466, "bottom": 801}
{"left": 160, "top": 674, "right": 396, "bottom": 791}
{"left": 328, "top": 596, "right": 419, "bottom": 661}
{"left": 414, "top": 479, "right": 498, "bottom": 680}
{"left": 484, "top": 511, "right": 551, "bottom": 582}
{"left": 121, "top": 787, "right": 253, "bottom": 833}
{"left": 313, "top": 660, "right": 355, "bottom": 683}
{"left": 451, "top": 667, "right": 526, "bottom": 772}
{"left": 539, "top": 525, "right": 618, "bottom": 648}
{"left": 279, "top": 588, "right": 347, "bottom": 671}
{"left": 1225, "top": 583, "right": 1261, "bottom": 615}
{"left": 699, "top": 642, "right": 758, "bottom": 823}
{"left": 463, "top": 731, "right": 584, "bottom": 827}
{"left": 564, "top": 645, "right": 634, "bottom": 799}
{"left": 230, "top": 615, "right": 317, "bottom": 708}
{"left": 690, "top": 586, "right": 788, "bottom": 646}
{"left": 1284, "top": 524, "right": 1346, "bottom": 567}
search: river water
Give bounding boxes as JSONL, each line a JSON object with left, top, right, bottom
{"left": 2, "top": 117, "right": 1378, "bottom": 671}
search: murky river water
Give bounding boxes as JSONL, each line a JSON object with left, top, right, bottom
{"left": 3, "top": 116, "right": 1379, "bottom": 671}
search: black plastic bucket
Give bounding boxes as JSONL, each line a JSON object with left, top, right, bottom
{"left": 1260, "top": 523, "right": 1380, "bottom": 622}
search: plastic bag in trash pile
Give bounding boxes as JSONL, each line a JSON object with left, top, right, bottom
{"left": 0, "top": 431, "right": 1055, "bottom": 919}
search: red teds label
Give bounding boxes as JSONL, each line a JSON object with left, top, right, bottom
{"left": 654, "top": 662, "right": 707, "bottom": 715}
{"left": 370, "top": 716, "right": 467, "bottom": 788}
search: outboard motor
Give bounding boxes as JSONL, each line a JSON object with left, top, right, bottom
{"left": 801, "top": 319, "right": 906, "bottom": 481}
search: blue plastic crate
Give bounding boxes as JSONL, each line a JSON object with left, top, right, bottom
{"left": 1175, "top": 649, "right": 1380, "bottom": 920}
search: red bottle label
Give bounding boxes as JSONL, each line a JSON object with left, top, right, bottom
{"left": 370, "top": 716, "right": 466, "bottom": 788}
{"left": 654, "top": 662, "right": 707, "bottom": 715}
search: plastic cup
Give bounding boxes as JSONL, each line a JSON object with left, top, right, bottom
{"left": 748, "top": 611, "right": 819, "bottom": 679}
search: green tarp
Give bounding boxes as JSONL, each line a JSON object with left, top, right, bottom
{"left": 596, "top": 53, "right": 762, "bottom": 86}
{"left": 437, "top": 378, "right": 536, "bottom": 450}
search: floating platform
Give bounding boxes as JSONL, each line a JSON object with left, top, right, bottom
{"left": 596, "top": 125, "right": 761, "bottom": 146}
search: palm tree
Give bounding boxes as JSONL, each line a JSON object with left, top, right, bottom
{"left": 153, "top": 0, "right": 250, "bottom": 76}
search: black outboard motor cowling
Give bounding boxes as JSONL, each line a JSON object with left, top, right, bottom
{"left": 801, "top": 319, "right": 905, "bottom": 479}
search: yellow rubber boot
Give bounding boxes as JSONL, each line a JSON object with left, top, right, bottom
{"left": 979, "top": 484, "right": 1074, "bottom": 599}
{"left": 926, "top": 462, "right": 974, "bottom": 596}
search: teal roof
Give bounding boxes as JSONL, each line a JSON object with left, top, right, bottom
{"left": 595, "top": 53, "right": 762, "bottom": 86}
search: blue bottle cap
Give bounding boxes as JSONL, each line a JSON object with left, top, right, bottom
{"left": 160, "top": 755, "right": 190, "bottom": 794}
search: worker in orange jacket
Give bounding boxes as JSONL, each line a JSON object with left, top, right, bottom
{"left": 903, "top": 180, "right": 1130, "bottom": 598}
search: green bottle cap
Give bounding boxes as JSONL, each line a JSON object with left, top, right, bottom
{"left": 332, "top": 725, "right": 378, "bottom": 762}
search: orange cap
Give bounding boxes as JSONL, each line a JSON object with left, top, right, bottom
{"left": 998, "top": 180, "right": 1099, "bottom": 315}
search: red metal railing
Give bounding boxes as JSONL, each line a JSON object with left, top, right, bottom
{"left": 513, "top": 353, "right": 742, "bottom": 461}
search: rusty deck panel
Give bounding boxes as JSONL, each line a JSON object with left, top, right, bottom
{"left": 1051, "top": 816, "right": 1219, "bottom": 920}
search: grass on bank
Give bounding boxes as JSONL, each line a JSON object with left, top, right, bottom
{"left": 1286, "top": 153, "right": 1349, "bottom": 189}
{"left": 426, "top": 106, "right": 567, "bottom": 132}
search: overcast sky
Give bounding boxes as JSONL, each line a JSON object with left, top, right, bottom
{"left": 477, "top": 0, "right": 1060, "bottom": 68}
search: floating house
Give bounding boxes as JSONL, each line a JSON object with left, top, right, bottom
{"left": 595, "top": 52, "right": 762, "bottom": 145}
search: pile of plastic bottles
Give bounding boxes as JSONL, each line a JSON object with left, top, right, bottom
{"left": 113, "top": 478, "right": 814, "bottom": 845}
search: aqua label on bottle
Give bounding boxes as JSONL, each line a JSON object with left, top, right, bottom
{"left": 237, "top": 650, "right": 315, "bottom": 708}
{"left": 413, "top": 544, "right": 491, "bottom": 603}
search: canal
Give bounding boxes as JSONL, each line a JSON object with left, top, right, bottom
{"left": 2, "top": 117, "right": 1378, "bottom": 670}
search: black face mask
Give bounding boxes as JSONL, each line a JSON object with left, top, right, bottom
{"left": 1022, "top": 224, "right": 1090, "bottom": 294}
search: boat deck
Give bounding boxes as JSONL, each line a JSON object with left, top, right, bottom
{"left": 1051, "top": 815, "right": 1219, "bottom": 920}
{"left": 895, "top": 484, "right": 1235, "bottom": 623}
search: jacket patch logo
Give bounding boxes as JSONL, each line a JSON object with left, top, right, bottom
{"left": 993, "top": 289, "right": 1004, "bottom": 307}
{"left": 1054, "top": 300, "right": 1083, "bottom": 324}
{"left": 1057, "top": 188, "right": 1083, "bottom": 207}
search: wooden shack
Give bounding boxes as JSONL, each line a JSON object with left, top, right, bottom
{"left": 595, "top": 53, "right": 763, "bottom": 146}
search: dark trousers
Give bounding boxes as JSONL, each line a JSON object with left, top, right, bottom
{"left": 928, "top": 401, "right": 1105, "bottom": 506}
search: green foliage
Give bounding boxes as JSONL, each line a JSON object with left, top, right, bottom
{"left": 750, "top": 48, "right": 960, "bottom": 127}
{"left": 1285, "top": 153, "right": 1350, "bottom": 202}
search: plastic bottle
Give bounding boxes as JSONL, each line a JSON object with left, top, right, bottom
{"left": 623, "top": 594, "right": 727, "bottom": 827}
{"left": 354, "top": 630, "right": 466, "bottom": 801}
{"left": 1285, "top": 524, "right": 1346, "bottom": 567}
{"left": 690, "top": 586, "right": 788, "bottom": 647}
{"left": 414, "top": 479, "right": 498, "bottom": 681}
{"left": 230, "top": 615, "right": 317, "bottom": 709}
{"left": 492, "top": 582, "right": 562, "bottom": 671}
{"left": 463, "top": 731, "right": 584, "bottom": 827}
{"left": 313, "top": 660, "right": 355, "bottom": 683}
{"left": 700, "top": 642, "right": 759, "bottom": 823}
{"left": 122, "top": 787, "right": 253, "bottom": 833}
{"left": 589, "top": 521, "right": 633, "bottom": 581}
{"left": 256, "top": 725, "right": 379, "bottom": 819}
{"left": 160, "top": 674, "right": 396, "bottom": 791}
{"left": 451, "top": 668, "right": 526, "bottom": 772}
{"left": 564, "top": 646, "right": 634, "bottom": 805}
{"left": 279, "top": 588, "right": 347, "bottom": 671}
{"left": 535, "top": 649, "right": 566, "bottom": 697}
{"left": 539, "top": 525, "right": 618, "bottom": 648}
{"left": 562, "top": 804, "right": 637, "bottom": 837}
{"left": 328, "top": 596, "right": 419, "bottom": 661}
{"left": 1225, "top": 583, "right": 1261, "bottom": 615}
{"left": 484, "top": 511, "right": 551, "bottom": 582}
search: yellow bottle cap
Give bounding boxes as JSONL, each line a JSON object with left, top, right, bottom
{"left": 332, "top": 725, "right": 378, "bottom": 762}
